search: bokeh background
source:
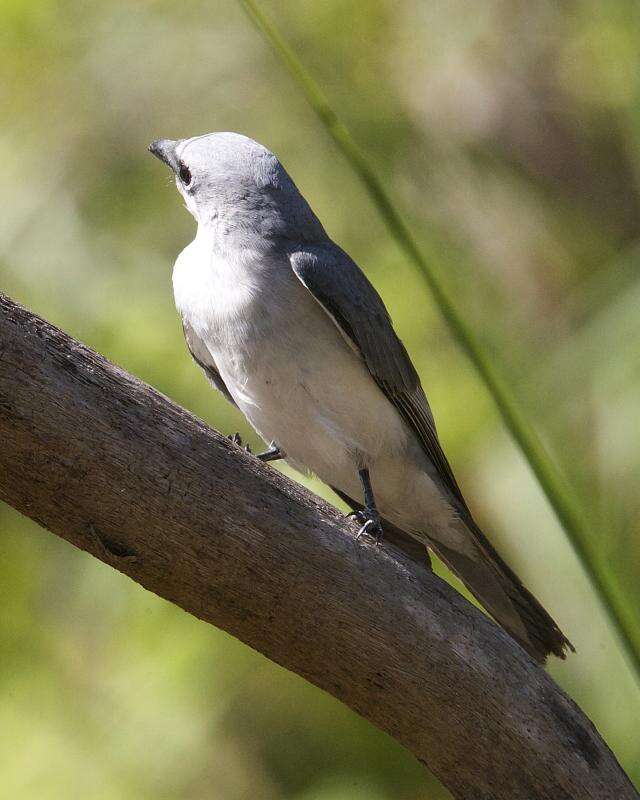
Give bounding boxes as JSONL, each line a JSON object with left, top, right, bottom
{"left": 2, "top": 0, "right": 639, "bottom": 797}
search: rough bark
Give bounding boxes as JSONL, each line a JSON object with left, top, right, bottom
{"left": 0, "top": 292, "right": 636, "bottom": 800}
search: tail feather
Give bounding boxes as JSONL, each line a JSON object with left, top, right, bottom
{"left": 330, "top": 484, "right": 573, "bottom": 662}
{"left": 430, "top": 520, "right": 574, "bottom": 663}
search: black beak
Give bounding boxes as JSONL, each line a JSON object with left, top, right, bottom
{"left": 148, "top": 138, "right": 180, "bottom": 172}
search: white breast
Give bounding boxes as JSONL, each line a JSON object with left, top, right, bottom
{"left": 173, "top": 232, "right": 306, "bottom": 414}
{"left": 173, "top": 235, "right": 260, "bottom": 344}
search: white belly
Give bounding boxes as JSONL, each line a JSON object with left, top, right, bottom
{"left": 215, "top": 282, "right": 409, "bottom": 481}
{"left": 173, "top": 236, "right": 461, "bottom": 545}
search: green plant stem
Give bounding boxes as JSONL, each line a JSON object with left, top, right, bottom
{"left": 237, "top": 0, "right": 640, "bottom": 681}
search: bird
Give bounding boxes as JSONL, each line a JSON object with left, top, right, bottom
{"left": 149, "top": 131, "right": 573, "bottom": 663}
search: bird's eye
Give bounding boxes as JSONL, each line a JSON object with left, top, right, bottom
{"left": 179, "top": 162, "right": 192, "bottom": 186}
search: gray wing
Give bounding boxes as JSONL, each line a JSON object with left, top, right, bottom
{"left": 291, "top": 245, "right": 575, "bottom": 663}
{"left": 182, "top": 321, "right": 236, "bottom": 406}
{"left": 289, "top": 243, "right": 468, "bottom": 510}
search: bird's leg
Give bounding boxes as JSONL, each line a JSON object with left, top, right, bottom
{"left": 349, "top": 467, "right": 384, "bottom": 544}
{"left": 256, "top": 441, "right": 283, "bottom": 462}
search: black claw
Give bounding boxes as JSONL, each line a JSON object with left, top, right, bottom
{"left": 349, "top": 508, "right": 384, "bottom": 544}
{"left": 229, "top": 434, "right": 282, "bottom": 462}
{"left": 228, "top": 433, "right": 252, "bottom": 454}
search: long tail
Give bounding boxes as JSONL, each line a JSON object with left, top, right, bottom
{"left": 332, "top": 484, "right": 573, "bottom": 661}
{"left": 429, "top": 518, "right": 574, "bottom": 663}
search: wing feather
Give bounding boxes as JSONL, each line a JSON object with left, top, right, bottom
{"left": 289, "top": 244, "right": 467, "bottom": 510}
{"left": 291, "top": 244, "right": 574, "bottom": 661}
{"left": 182, "top": 321, "right": 236, "bottom": 406}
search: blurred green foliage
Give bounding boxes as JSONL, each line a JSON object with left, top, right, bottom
{"left": 1, "top": 1, "right": 639, "bottom": 797}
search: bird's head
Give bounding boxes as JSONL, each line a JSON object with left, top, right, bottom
{"left": 148, "top": 132, "right": 325, "bottom": 243}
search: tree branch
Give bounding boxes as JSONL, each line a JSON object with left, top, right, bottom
{"left": 0, "top": 292, "right": 635, "bottom": 800}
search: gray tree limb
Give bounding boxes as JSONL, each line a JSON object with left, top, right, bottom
{"left": 0, "top": 292, "right": 636, "bottom": 800}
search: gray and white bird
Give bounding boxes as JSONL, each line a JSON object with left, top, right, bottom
{"left": 149, "top": 132, "right": 572, "bottom": 663}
